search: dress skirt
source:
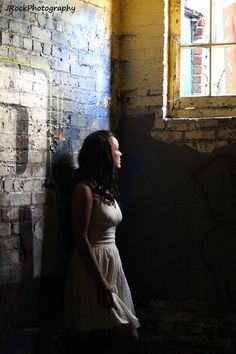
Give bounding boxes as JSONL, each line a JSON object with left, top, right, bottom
{"left": 64, "top": 243, "right": 140, "bottom": 332}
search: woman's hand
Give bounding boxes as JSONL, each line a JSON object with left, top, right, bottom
{"left": 97, "top": 282, "right": 115, "bottom": 310}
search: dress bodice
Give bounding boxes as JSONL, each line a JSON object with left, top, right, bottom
{"left": 88, "top": 199, "right": 122, "bottom": 246}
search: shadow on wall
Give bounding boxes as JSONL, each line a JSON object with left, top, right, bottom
{"left": 35, "top": 3, "right": 116, "bottom": 352}
{"left": 33, "top": 151, "right": 74, "bottom": 354}
{"left": 116, "top": 113, "right": 236, "bottom": 311}
{"left": 191, "top": 154, "right": 236, "bottom": 309}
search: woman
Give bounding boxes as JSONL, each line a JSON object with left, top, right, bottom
{"left": 64, "top": 130, "right": 140, "bottom": 354}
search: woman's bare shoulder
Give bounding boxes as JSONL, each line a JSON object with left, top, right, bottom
{"left": 73, "top": 179, "right": 99, "bottom": 200}
{"left": 74, "top": 180, "right": 92, "bottom": 192}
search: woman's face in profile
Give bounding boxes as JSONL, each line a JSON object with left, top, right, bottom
{"left": 110, "top": 136, "right": 122, "bottom": 169}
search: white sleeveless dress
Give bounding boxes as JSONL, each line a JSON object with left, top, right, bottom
{"left": 64, "top": 198, "right": 140, "bottom": 331}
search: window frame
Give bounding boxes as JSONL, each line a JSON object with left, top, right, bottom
{"left": 167, "top": 0, "right": 236, "bottom": 118}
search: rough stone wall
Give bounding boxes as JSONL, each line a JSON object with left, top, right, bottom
{"left": 0, "top": 0, "right": 118, "bottom": 331}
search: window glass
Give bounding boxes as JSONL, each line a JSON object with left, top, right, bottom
{"left": 180, "top": 47, "right": 209, "bottom": 96}
{"left": 180, "top": 0, "right": 236, "bottom": 97}
{"left": 212, "top": 46, "right": 236, "bottom": 95}
{"left": 212, "top": 0, "right": 236, "bottom": 44}
{"left": 168, "top": 0, "right": 236, "bottom": 117}
{"left": 181, "top": 0, "right": 210, "bottom": 45}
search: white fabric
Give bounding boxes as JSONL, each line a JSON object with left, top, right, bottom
{"left": 64, "top": 199, "right": 140, "bottom": 331}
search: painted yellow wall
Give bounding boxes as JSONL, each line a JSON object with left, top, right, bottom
{"left": 120, "top": 0, "right": 165, "bottom": 112}
{"left": 111, "top": 0, "right": 121, "bottom": 59}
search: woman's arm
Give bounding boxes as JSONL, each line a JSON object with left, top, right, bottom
{"left": 71, "top": 182, "right": 114, "bottom": 309}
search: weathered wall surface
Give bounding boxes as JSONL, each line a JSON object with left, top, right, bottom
{"left": 0, "top": 0, "right": 236, "bottom": 352}
{"left": 117, "top": 0, "right": 236, "bottom": 308}
{"left": 117, "top": 3, "right": 236, "bottom": 352}
{"left": 120, "top": 0, "right": 164, "bottom": 115}
{"left": 0, "top": 0, "right": 118, "bottom": 333}
{"left": 119, "top": 0, "right": 236, "bottom": 153}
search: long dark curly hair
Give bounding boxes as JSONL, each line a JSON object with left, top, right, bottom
{"left": 73, "top": 130, "right": 119, "bottom": 200}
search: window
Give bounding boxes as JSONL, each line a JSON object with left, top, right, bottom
{"left": 168, "top": 0, "right": 236, "bottom": 118}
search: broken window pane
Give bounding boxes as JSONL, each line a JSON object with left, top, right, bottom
{"left": 212, "top": 46, "right": 236, "bottom": 95}
{"left": 181, "top": 0, "right": 210, "bottom": 45}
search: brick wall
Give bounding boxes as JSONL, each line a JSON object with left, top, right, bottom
{"left": 117, "top": 1, "right": 236, "bottom": 353}
{"left": 0, "top": 0, "right": 118, "bottom": 332}
{"left": 192, "top": 18, "right": 207, "bottom": 96}
{"left": 0, "top": 1, "right": 236, "bottom": 352}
